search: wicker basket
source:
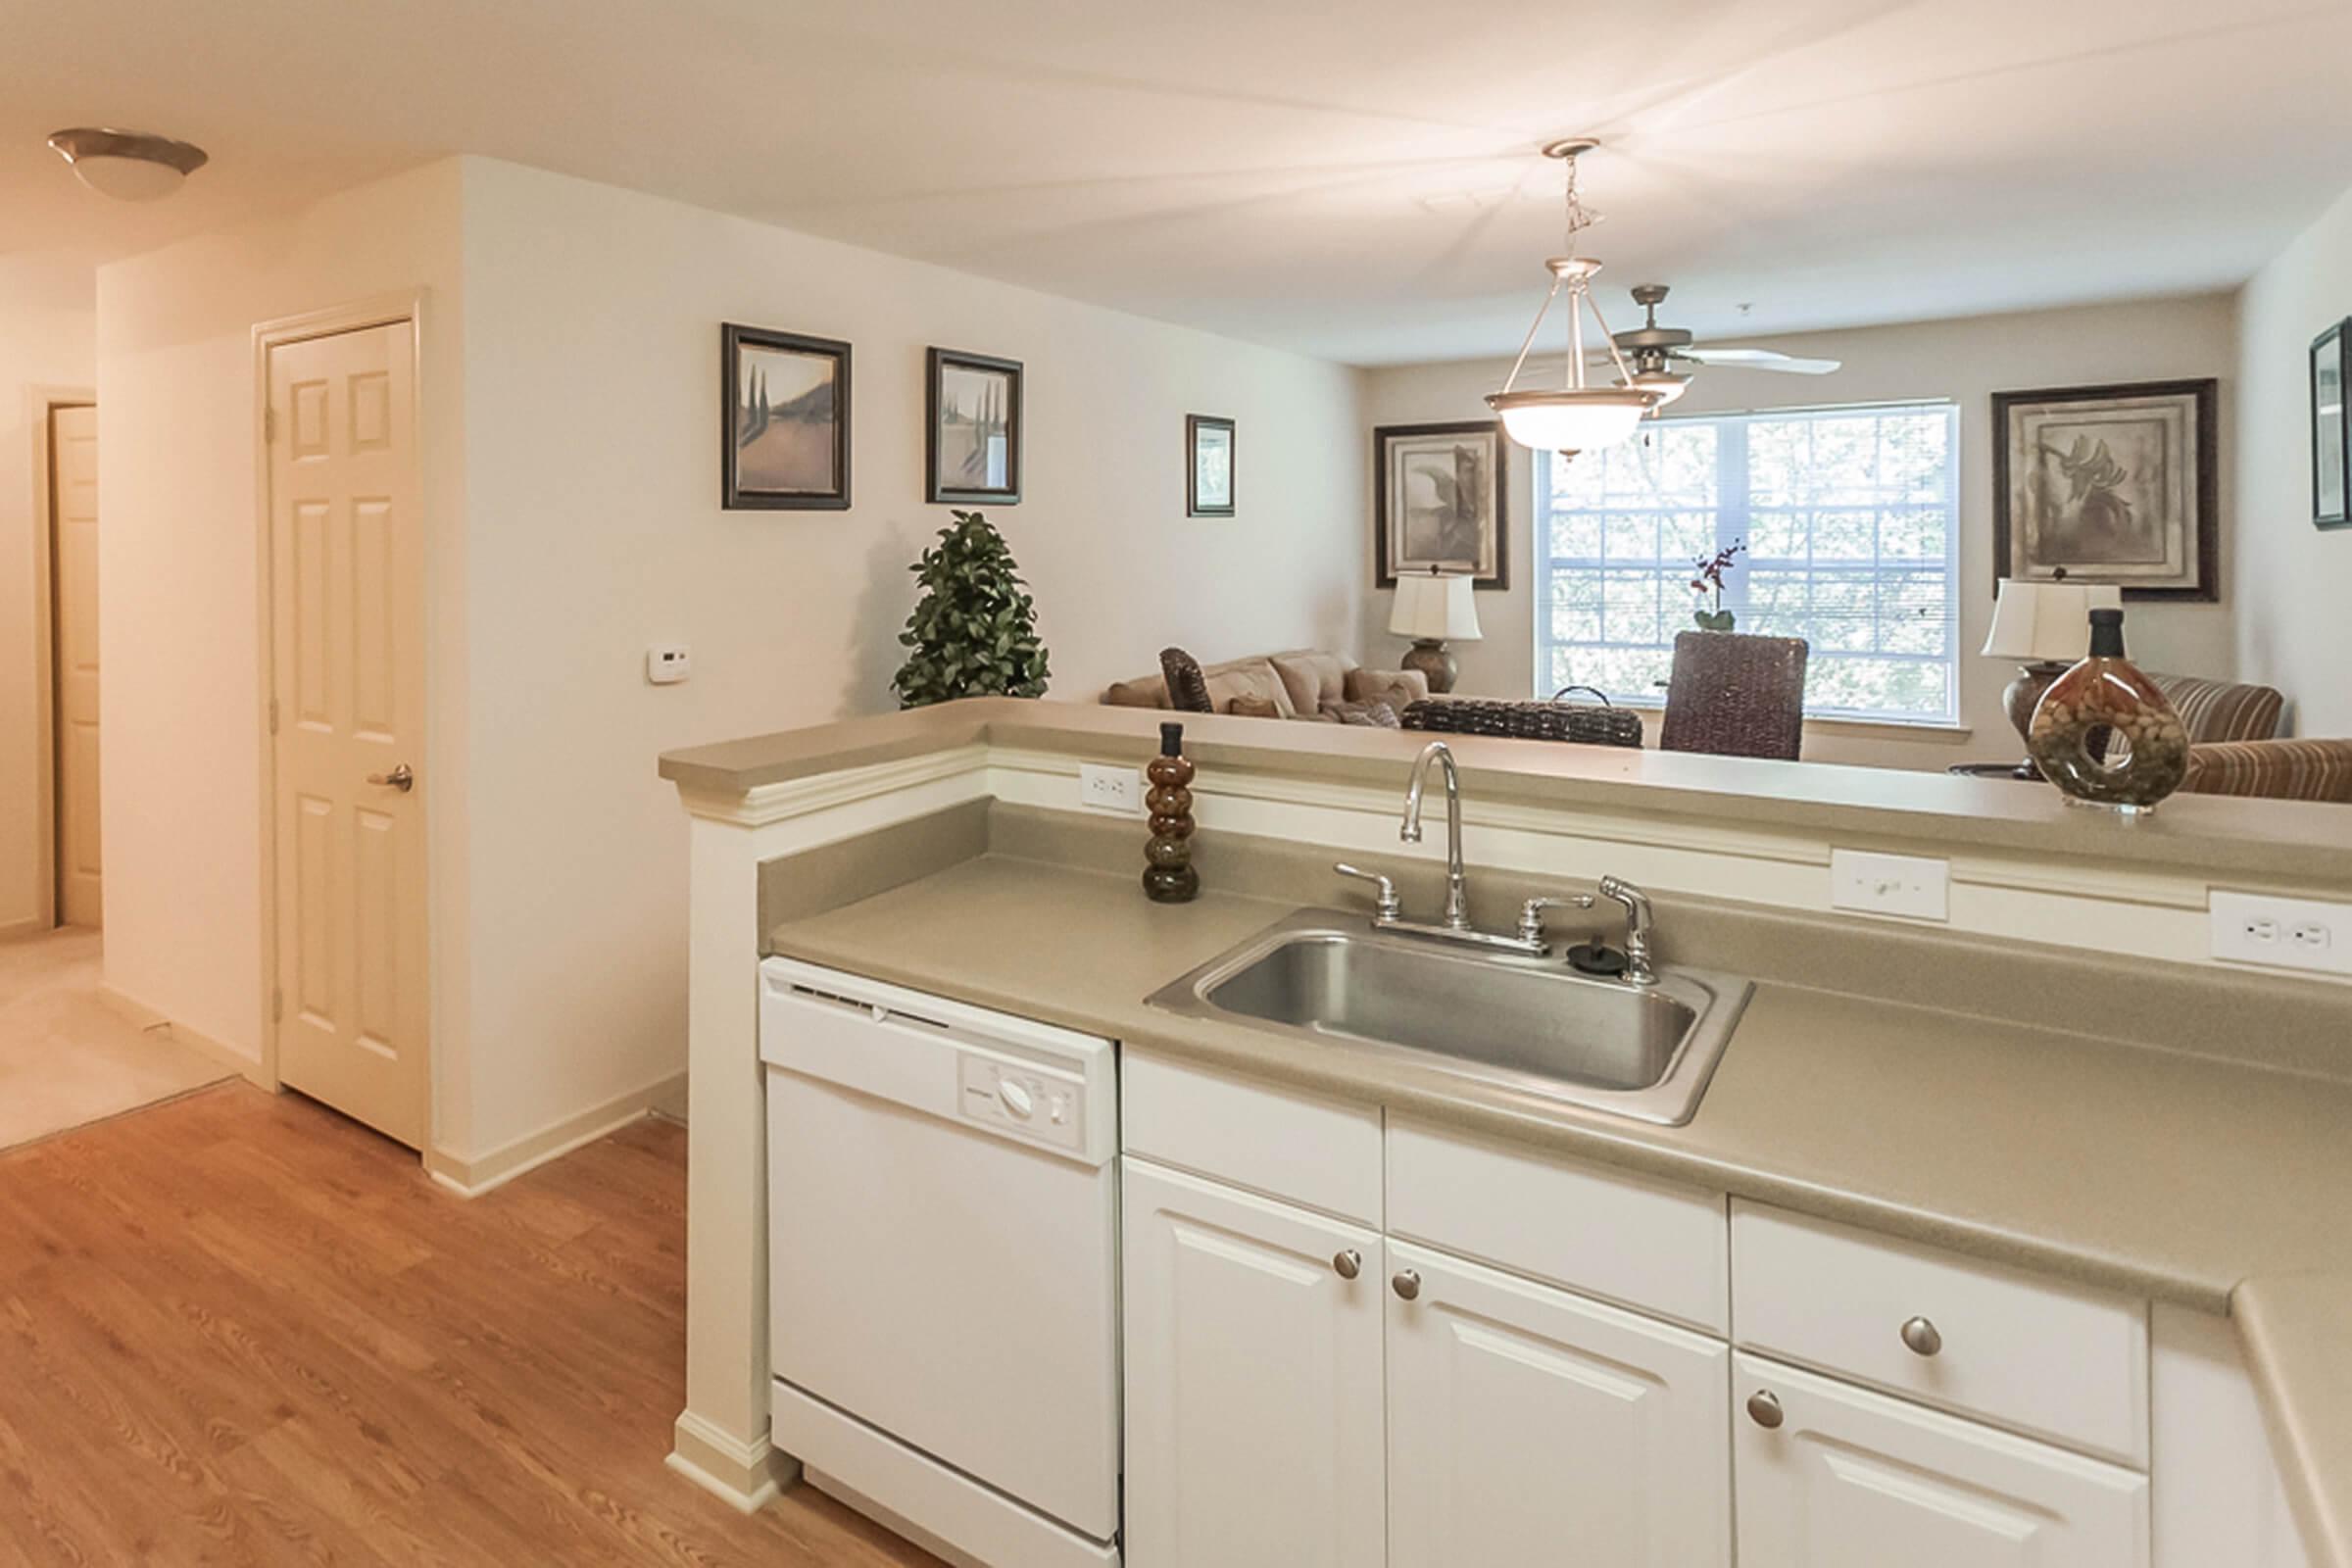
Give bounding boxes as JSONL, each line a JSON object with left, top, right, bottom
{"left": 1401, "top": 687, "right": 1642, "bottom": 750}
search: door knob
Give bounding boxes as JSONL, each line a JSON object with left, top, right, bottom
{"left": 1332, "top": 1250, "right": 1362, "bottom": 1280}
{"left": 368, "top": 762, "right": 416, "bottom": 792}
{"left": 1392, "top": 1269, "right": 1421, "bottom": 1300}
{"left": 1900, "top": 1316, "right": 1943, "bottom": 1357}
{"left": 1746, "top": 1390, "right": 1785, "bottom": 1430}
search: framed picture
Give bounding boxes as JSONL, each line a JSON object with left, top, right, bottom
{"left": 1187, "top": 415, "right": 1235, "bottom": 516}
{"left": 721, "top": 323, "right": 850, "bottom": 510}
{"left": 2313, "top": 319, "right": 2348, "bottom": 530}
{"left": 1374, "top": 420, "right": 1507, "bottom": 588}
{"left": 927, "top": 348, "right": 1022, "bottom": 505}
{"left": 1991, "top": 378, "right": 2218, "bottom": 602}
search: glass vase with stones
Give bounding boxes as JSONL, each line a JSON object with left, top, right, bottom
{"left": 1142, "top": 721, "right": 1200, "bottom": 904}
{"left": 2026, "top": 609, "right": 2189, "bottom": 813}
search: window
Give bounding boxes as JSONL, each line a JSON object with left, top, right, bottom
{"left": 1533, "top": 402, "right": 1960, "bottom": 725}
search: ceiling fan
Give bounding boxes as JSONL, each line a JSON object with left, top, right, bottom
{"left": 1591, "top": 284, "right": 1840, "bottom": 405}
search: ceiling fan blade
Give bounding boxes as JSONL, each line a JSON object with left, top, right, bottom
{"left": 1680, "top": 348, "right": 1841, "bottom": 374}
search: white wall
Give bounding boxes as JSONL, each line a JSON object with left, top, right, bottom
{"left": 452, "top": 158, "right": 1364, "bottom": 1158}
{"left": 1361, "top": 295, "right": 2238, "bottom": 769}
{"left": 0, "top": 253, "right": 96, "bottom": 938}
{"left": 2234, "top": 182, "right": 2352, "bottom": 736}
{"left": 93, "top": 163, "right": 468, "bottom": 1076}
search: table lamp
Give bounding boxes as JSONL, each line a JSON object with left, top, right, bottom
{"left": 1982, "top": 578, "right": 2123, "bottom": 777}
{"left": 1390, "top": 569, "right": 1482, "bottom": 695}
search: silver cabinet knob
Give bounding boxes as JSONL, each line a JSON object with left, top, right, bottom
{"left": 1332, "top": 1250, "right": 1362, "bottom": 1281}
{"left": 1900, "top": 1316, "right": 1943, "bottom": 1357}
{"left": 367, "top": 762, "right": 416, "bottom": 792}
{"left": 1746, "top": 1390, "right": 1785, "bottom": 1429}
{"left": 1392, "top": 1269, "right": 1421, "bottom": 1301}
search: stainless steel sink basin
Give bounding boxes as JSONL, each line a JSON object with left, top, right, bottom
{"left": 1145, "top": 908, "right": 1752, "bottom": 1126}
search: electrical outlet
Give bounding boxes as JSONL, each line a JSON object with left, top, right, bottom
{"left": 1077, "top": 762, "right": 1143, "bottom": 815}
{"left": 2210, "top": 891, "right": 2352, "bottom": 976}
{"left": 1829, "top": 849, "right": 1950, "bottom": 922}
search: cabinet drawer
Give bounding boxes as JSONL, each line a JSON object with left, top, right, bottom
{"left": 1388, "top": 1117, "right": 1729, "bottom": 1334}
{"left": 1121, "top": 1050, "right": 1383, "bottom": 1224}
{"left": 1732, "top": 1202, "right": 2148, "bottom": 1466}
{"left": 1734, "top": 1352, "right": 2149, "bottom": 1567}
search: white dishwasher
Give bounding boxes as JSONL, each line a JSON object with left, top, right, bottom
{"left": 760, "top": 956, "right": 1121, "bottom": 1568}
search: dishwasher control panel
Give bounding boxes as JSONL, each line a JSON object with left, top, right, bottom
{"left": 957, "top": 1052, "right": 1087, "bottom": 1153}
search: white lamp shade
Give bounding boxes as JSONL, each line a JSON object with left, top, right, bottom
{"left": 1390, "top": 571, "right": 1483, "bottom": 641}
{"left": 1981, "top": 579, "right": 2124, "bottom": 662}
{"left": 69, "top": 154, "right": 189, "bottom": 201}
{"left": 1487, "top": 389, "right": 1650, "bottom": 453}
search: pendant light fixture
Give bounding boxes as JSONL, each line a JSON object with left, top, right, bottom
{"left": 1486, "top": 138, "right": 1657, "bottom": 455}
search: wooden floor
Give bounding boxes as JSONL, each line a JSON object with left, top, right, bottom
{"left": 0, "top": 1084, "right": 941, "bottom": 1566}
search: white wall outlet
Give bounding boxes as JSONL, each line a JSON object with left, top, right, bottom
{"left": 646, "top": 643, "right": 691, "bottom": 685}
{"left": 1077, "top": 762, "right": 1143, "bottom": 815}
{"left": 2210, "top": 891, "right": 2352, "bottom": 976}
{"left": 1829, "top": 848, "right": 1950, "bottom": 922}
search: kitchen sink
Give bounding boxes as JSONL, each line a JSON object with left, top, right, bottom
{"left": 1144, "top": 907, "right": 1752, "bottom": 1126}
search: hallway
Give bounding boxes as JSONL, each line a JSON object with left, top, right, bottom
{"left": 0, "top": 927, "right": 228, "bottom": 1152}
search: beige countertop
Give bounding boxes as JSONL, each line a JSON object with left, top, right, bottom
{"left": 660, "top": 697, "right": 2352, "bottom": 886}
{"left": 766, "top": 852, "right": 2352, "bottom": 1556}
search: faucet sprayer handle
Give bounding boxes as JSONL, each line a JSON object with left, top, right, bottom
{"left": 1515, "top": 895, "right": 1593, "bottom": 948}
{"left": 1333, "top": 863, "right": 1403, "bottom": 923}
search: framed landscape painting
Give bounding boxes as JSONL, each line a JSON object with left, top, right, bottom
{"left": 722, "top": 323, "right": 850, "bottom": 510}
{"left": 1990, "top": 379, "right": 2218, "bottom": 601}
{"left": 1374, "top": 420, "right": 1507, "bottom": 588}
{"left": 2313, "top": 319, "right": 2348, "bottom": 529}
{"left": 928, "top": 348, "right": 1022, "bottom": 506}
{"left": 1187, "top": 414, "right": 1235, "bottom": 516}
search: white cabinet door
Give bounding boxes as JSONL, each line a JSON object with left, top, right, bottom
{"left": 1386, "top": 1241, "right": 1731, "bottom": 1567}
{"left": 1122, "top": 1157, "right": 1386, "bottom": 1568}
{"left": 1736, "top": 1353, "right": 2149, "bottom": 1568}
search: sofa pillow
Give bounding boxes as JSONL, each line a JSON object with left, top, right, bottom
{"left": 1160, "top": 647, "right": 1216, "bottom": 713}
{"left": 1321, "top": 699, "right": 1401, "bottom": 728}
{"left": 1203, "top": 658, "right": 1298, "bottom": 717}
{"left": 1269, "top": 651, "right": 1352, "bottom": 715}
{"left": 1103, "top": 674, "right": 1169, "bottom": 709}
{"left": 1346, "top": 667, "right": 1431, "bottom": 710}
{"left": 1227, "top": 694, "right": 1284, "bottom": 719}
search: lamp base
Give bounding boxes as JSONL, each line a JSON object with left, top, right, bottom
{"left": 1400, "top": 638, "right": 1458, "bottom": 695}
{"left": 2001, "top": 660, "right": 2072, "bottom": 778}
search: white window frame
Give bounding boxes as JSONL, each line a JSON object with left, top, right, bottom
{"left": 1531, "top": 400, "right": 1963, "bottom": 727}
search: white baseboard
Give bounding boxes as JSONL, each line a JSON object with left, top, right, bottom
{"left": 668, "top": 1408, "right": 796, "bottom": 1513}
{"left": 96, "top": 984, "right": 270, "bottom": 1088}
{"left": 424, "top": 1070, "right": 689, "bottom": 1198}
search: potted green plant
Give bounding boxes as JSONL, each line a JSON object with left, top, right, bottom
{"left": 1690, "top": 540, "right": 1746, "bottom": 631}
{"left": 891, "top": 510, "right": 1052, "bottom": 708}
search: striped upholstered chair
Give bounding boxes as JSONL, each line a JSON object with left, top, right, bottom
{"left": 2141, "top": 673, "right": 2352, "bottom": 803}
{"left": 2147, "top": 674, "right": 2285, "bottom": 747}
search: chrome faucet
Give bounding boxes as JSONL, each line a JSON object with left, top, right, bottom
{"left": 1594, "top": 876, "right": 1658, "bottom": 986}
{"left": 1400, "top": 742, "right": 1469, "bottom": 930}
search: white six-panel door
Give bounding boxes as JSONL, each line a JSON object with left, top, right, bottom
{"left": 1121, "top": 1158, "right": 1386, "bottom": 1568}
{"left": 1735, "top": 1352, "right": 2149, "bottom": 1567}
{"left": 1386, "top": 1240, "right": 1731, "bottom": 1566}
{"left": 48, "top": 403, "right": 102, "bottom": 929}
{"left": 267, "top": 319, "right": 428, "bottom": 1149}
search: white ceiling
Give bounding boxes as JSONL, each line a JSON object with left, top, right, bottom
{"left": 7, "top": 0, "right": 2350, "bottom": 364}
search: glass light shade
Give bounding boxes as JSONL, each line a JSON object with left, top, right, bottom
{"left": 1981, "top": 578, "right": 2124, "bottom": 662}
{"left": 1487, "top": 388, "right": 1652, "bottom": 453}
{"left": 47, "top": 128, "right": 208, "bottom": 203}
{"left": 71, "top": 155, "right": 188, "bottom": 201}
{"left": 1389, "top": 571, "right": 1482, "bottom": 641}
{"left": 1630, "top": 370, "right": 1690, "bottom": 406}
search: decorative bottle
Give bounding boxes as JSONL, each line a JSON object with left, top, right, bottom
{"left": 2026, "top": 608, "right": 2189, "bottom": 812}
{"left": 1142, "top": 722, "right": 1200, "bottom": 904}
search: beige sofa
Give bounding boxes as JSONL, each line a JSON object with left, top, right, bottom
{"left": 1101, "top": 648, "right": 1430, "bottom": 722}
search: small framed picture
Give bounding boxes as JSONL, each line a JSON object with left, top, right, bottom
{"left": 1374, "top": 420, "right": 1507, "bottom": 588}
{"left": 1990, "top": 379, "right": 2218, "bottom": 601}
{"left": 2313, "top": 319, "right": 2348, "bottom": 530}
{"left": 1187, "top": 415, "right": 1235, "bottom": 516}
{"left": 927, "top": 348, "right": 1022, "bottom": 506}
{"left": 721, "top": 324, "right": 850, "bottom": 510}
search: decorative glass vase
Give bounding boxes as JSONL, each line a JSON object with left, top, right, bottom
{"left": 2026, "top": 609, "right": 2188, "bottom": 813}
{"left": 1142, "top": 722, "right": 1200, "bottom": 904}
